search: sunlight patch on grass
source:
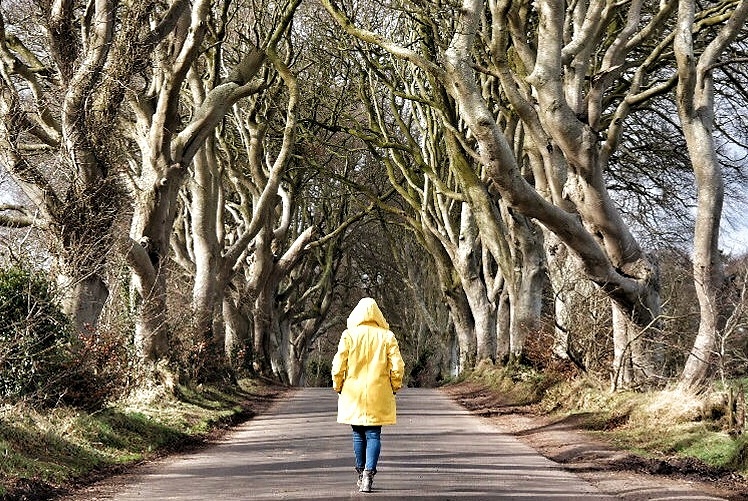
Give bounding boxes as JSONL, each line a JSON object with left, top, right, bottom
{"left": 680, "top": 432, "right": 741, "bottom": 467}
{"left": 579, "top": 389, "right": 748, "bottom": 472}
{"left": 0, "top": 406, "right": 106, "bottom": 486}
{"left": 632, "top": 390, "right": 705, "bottom": 425}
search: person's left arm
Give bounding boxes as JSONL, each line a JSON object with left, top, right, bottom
{"left": 387, "top": 332, "right": 405, "bottom": 393}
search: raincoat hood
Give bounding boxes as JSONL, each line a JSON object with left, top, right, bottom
{"left": 347, "top": 297, "right": 389, "bottom": 330}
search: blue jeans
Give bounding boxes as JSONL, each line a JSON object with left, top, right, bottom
{"left": 351, "top": 425, "right": 381, "bottom": 471}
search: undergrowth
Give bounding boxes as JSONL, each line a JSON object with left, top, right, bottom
{"left": 0, "top": 378, "right": 282, "bottom": 500}
{"left": 455, "top": 363, "right": 748, "bottom": 475}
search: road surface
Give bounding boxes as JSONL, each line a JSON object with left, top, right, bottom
{"left": 65, "top": 388, "right": 723, "bottom": 500}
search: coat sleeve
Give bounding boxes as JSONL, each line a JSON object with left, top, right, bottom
{"left": 387, "top": 333, "right": 405, "bottom": 393}
{"left": 331, "top": 331, "right": 350, "bottom": 393}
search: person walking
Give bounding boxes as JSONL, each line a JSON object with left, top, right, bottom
{"left": 331, "top": 297, "right": 405, "bottom": 493}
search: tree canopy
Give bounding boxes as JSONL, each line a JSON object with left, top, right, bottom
{"left": 0, "top": 0, "right": 747, "bottom": 399}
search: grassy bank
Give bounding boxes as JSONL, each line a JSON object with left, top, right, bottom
{"left": 0, "top": 378, "right": 285, "bottom": 500}
{"left": 451, "top": 364, "right": 748, "bottom": 475}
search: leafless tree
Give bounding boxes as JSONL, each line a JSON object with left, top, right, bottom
{"left": 674, "top": 0, "right": 748, "bottom": 392}
{"left": 123, "top": 0, "right": 299, "bottom": 363}
{"left": 320, "top": 0, "right": 748, "bottom": 389}
{"left": 0, "top": 0, "right": 183, "bottom": 332}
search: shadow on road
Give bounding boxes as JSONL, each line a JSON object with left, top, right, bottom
{"left": 66, "top": 388, "right": 623, "bottom": 500}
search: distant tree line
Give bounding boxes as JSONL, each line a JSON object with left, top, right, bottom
{"left": 0, "top": 0, "right": 747, "bottom": 405}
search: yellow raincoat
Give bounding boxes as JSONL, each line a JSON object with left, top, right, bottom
{"left": 331, "top": 298, "right": 405, "bottom": 426}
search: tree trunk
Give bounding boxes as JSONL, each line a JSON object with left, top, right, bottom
{"left": 421, "top": 226, "right": 477, "bottom": 370}
{"left": 455, "top": 203, "right": 496, "bottom": 362}
{"left": 248, "top": 224, "right": 276, "bottom": 375}
{"left": 610, "top": 290, "right": 662, "bottom": 390}
{"left": 674, "top": 126, "right": 723, "bottom": 392}
{"left": 509, "top": 268, "right": 544, "bottom": 358}
{"left": 277, "top": 318, "right": 309, "bottom": 386}
{"left": 496, "top": 286, "right": 511, "bottom": 362}
{"left": 505, "top": 207, "right": 546, "bottom": 358}
{"left": 469, "top": 292, "right": 496, "bottom": 363}
{"left": 131, "top": 270, "right": 171, "bottom": 362}
{"left": 57, "top": 272, "right": 109, "bottom": 333}
{"left": 128, "top": 154, "right": 187, "bottom": 361}
{"left": 546, "top": 234, "right": 573, "bottom": 359}
{"left": 190, "top": 144, "right": 225, "bottom": 353}
{"left": 447, "top": 293, "right": 477, "bottom": 372}
{"left": 223, "top": 297, "right": 251, "bottom": 365}
{"left": 245, "top": 221, "right": 317, "bottom": 376}
{"left": 268, "top": 309, "right": 289, "bottom": 384}
{"left": 611, "top": 303, "right": 635, "bottom": 389}
{"left": 252, "top": 288, "right": 273, "bottom": 374}
{"left": 673, "top": 0, "right": 748, "bottom": 392}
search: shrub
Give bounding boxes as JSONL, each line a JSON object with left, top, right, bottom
{"left": 60, "top": 324, "right": 133, "bottom": 410}
{"left": 0, "top": 267, "right": 72, "bottom": 405}
{"left": 0, "top": 267, "right": 133, "bottom": 409}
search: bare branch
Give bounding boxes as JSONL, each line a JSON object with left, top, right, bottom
{"left": 0, "top": 204, "right": 38, "bottom": 228}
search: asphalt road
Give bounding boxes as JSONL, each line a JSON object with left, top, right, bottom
{"left": 73, "top": 388, "right": 624, "bottom": 500}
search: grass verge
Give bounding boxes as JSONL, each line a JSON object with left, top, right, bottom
{"left": 0, "top": 378, "right": 285, "bottom": 500}
{"left": 450, "top": 363, "right": 748, "bottom": 476}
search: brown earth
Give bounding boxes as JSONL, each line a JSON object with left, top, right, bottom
{"left": 443, "top": 380, "right": 748, "bottom": 501}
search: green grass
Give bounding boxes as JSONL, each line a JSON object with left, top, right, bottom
{"left": 601, "top": 417, "right": 748, "bottom": 470}
{"left": 0, "top": 378, "right": 282, "bottom": 498}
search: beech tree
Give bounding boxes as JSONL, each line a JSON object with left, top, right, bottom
{"left": 320, "top": 0, "right": 748, "bottom": 388}
{"left": 169, "top": 34, "right": 301, "bottom": 371}
{"left": 363, "top": 88, "right": 495, "bottom": 366}
{"left": 674, "top": 0, "right": 748, "bottom": 392}
{"left": 0, "top": 1, "right": 182, "bottom": 332}
{"left": 336, "top": 36, "right": 547, "bottom": 369}
{"left": 166, "top": 0, "right": 375, "bottom": 378}
{"left": 0, "top": 0, "right": 301, "bottom": 369}
{"left": 123, "top": 0, "right": 299, "bottom": 363}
